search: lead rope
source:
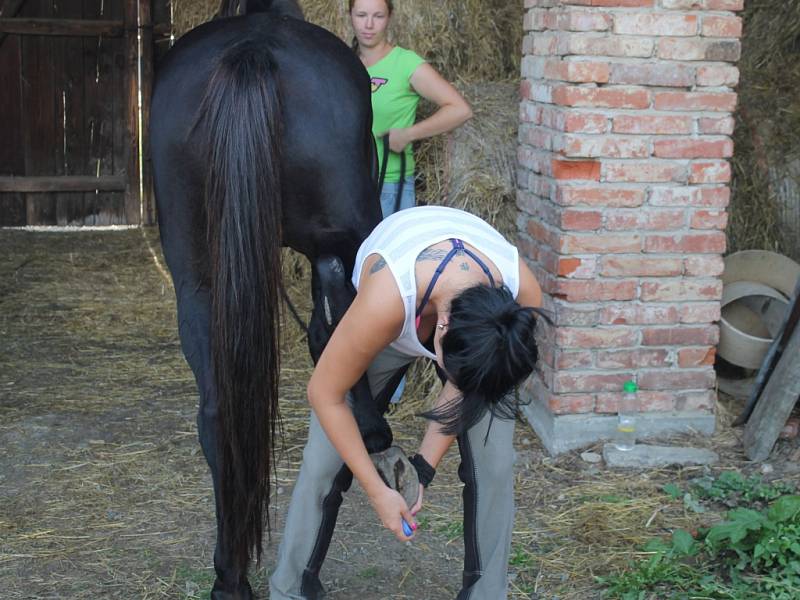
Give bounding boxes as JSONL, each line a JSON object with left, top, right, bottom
{"left": 378, "top": 133, "right": 407, "bottom": 214}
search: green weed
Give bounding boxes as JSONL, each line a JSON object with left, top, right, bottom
{"left": 691, "top": 471, "right": 795, "bottom": 508}
{"left": 599, "top": 485, "right": 800, "bottom": 600}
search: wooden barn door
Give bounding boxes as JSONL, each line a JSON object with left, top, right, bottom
{"left": 0, "top": 0, "right": 168, "bottom": 226}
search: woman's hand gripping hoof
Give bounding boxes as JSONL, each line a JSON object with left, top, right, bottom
{"left": 369, "top": 446, "right": 421, "bottom": 540}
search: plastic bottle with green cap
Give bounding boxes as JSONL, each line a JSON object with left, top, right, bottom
{"left": 614, "top": 380, "right": 638, "bottom": 451}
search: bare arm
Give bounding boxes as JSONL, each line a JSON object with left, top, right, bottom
{"left": 385, "top": 63, "right": 473, "bottom": 153}
{"left": 306, "top": 260, "right": 415, "bottom": 539}
{"left": 407, "top": 380, "right": 459, "bottom": 514}
{"left": 417, "top": 380, "right": 460, "bottom": 468}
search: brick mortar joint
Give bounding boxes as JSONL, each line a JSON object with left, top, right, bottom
{"left": 524, "top": 3, "right": 743, "bottom": 17}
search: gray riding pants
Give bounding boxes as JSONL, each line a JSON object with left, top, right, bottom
{"left": 269, "top": 345, "right": 516, "bottom": 599}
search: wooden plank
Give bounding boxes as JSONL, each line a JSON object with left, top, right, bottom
{"left": 735, "top": 276, "right": 800, "bottom": 426}
{"left": 53, "top": 0, "right": 87, "bottom": 225}
{"left": 743, "top": 320, "right": 800, "bottom": 461}
{"left": 139, "top": 0, "right": 154, "bottom": 224}
{"left": 0, "top": 195, "right": 27, "bottom": 224}
{"left": 0, "top": 18, "right": 123, "bottom": 36}
{"left": 123, "top": 0, "right": 140, "bottom": 225}
{"left": 21, "top": 0, "right": 57, "bottom": 225}
{"left": 0, "top": 24, "right": 25, "bottom": 225}
{"left": 81, "top": 0, "right": 99, "bottom": 224}
{"left": 82, "top": 0, "right": 122, "bottom": 224}
{"left": 107, "top": 0, "right": 126, "bottom": 225}
{"left": 0, "top": 175, "right": 126, "bottom": 192}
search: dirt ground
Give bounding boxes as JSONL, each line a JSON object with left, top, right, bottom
{"left": 1, "top": 228, "right": 799, "bottom": 600}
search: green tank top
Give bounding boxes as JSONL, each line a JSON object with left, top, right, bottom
{"left": 367, "top": 47, "right": 426, "bottom": 183}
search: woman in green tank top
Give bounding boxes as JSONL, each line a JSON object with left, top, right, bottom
{"left": 349, "top": 0, "right": 473, "bottom": 218}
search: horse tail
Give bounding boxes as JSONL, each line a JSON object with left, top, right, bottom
{"left": 195, "top": 39, "right": 283, "bottom": 574}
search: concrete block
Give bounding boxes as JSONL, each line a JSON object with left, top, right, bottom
{"left": 521, "top": 398, "right": 716, "bottom": 455}
{"left": 602, "top": 443, "right": 719, "bottom": 468}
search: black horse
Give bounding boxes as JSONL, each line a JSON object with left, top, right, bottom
{"left": 150, "top": 1, "right": 392, "bottom": 597}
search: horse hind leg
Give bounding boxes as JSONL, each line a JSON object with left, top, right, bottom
{"left": 153, "top": 184, "right": 255, "bottom": 599}
{"left": 308, "top": 255, "right": 393, "bottom": 454}
{"left": 167, "top": 269, "right": 256, "bottom": 600}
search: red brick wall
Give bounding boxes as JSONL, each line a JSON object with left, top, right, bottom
{"left": 518, "top": 0, "right": 743, "bottom": 431}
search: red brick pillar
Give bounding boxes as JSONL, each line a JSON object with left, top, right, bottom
{"left": 517, "top": 0, "right": 743, "bottom": 453}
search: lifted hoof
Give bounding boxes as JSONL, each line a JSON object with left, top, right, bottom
{"left": 369, "top": 446, "right": 419, "bottom": 508}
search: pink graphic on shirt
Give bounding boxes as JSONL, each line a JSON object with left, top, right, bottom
{"left": 370, "top": 77, "right": 388, "bottom": 93}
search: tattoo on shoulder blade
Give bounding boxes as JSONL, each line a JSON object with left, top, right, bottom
{"left": 460, "top": 262, "right": 470, "bottom": 271}
{"left": 416, "top": 248, "right": 449, "bottom": 262}
{"left": 370, "top": 257, "right": 387, "bottom": 274}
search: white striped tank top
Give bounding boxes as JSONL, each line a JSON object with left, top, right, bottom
{"left": 352, "top": 205, "right": 520, "bottom": 360}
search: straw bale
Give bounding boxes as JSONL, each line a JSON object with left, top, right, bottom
{"left": 417, "top": 82, "right": 519, "bottom": 240}
{"left": 303, "top": 0, "right": 522, "bottom": 82}
{"left": 171, "top": 1, "right": 522, "bottom": 82}
{"left": 170, "top": 0, "right": 217, "bottom": 36}
{"left": 730, "top": 0, "right": 800, "bottom": 258}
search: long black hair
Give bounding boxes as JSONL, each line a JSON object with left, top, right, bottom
{"left": 421, "top": 285, "right": 544, "bottom": 436}
{"left": 193, "top": 34, "right": 284, "bottom": 574}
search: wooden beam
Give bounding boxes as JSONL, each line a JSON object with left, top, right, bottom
{"left": 139, "top": 0, "right": 155, "bottom": 224}
{"left": 744, "top": 321, "right": 800, "bottom": 461}
{"left": 0, "top": 175, "right": 126, "bottom": 192}
{"left": 0, "top": 18, "right": 124, "bottom": 37}
{"left": 123, "top": 0, "right": 141, "bottom": 225}
{"left": 735, "top": 276, "right": 800, "bottom": 426}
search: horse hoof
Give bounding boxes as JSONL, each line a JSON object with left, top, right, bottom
{"left": 369, "top": 446, "right": 419, "bottom": 508}
{"left": 211, "top": 578, "right": 253, "bottom": 600}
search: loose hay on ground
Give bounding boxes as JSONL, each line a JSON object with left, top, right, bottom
{"left": 7, "top": 230, "right": 792, "bottom": 599}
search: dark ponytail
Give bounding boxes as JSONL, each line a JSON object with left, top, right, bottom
{"left": 420, "top": 285, "right": 545, "bottom": 436}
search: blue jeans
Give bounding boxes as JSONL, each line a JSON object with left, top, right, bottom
{"left": 379, "top": 176, "right": 415, "bottom": 402}
{"left": 379, "top": 176, "right": 416, "bottom": 219}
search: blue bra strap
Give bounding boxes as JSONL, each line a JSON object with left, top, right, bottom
{"left": 454, "top": 239, "right": 496, "bottom": 288}
{"left": 415, "top": 238, "right": 496, "bottom": 319}
{"left": 416, "top": 241, "right": 460, "bottom": 318}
